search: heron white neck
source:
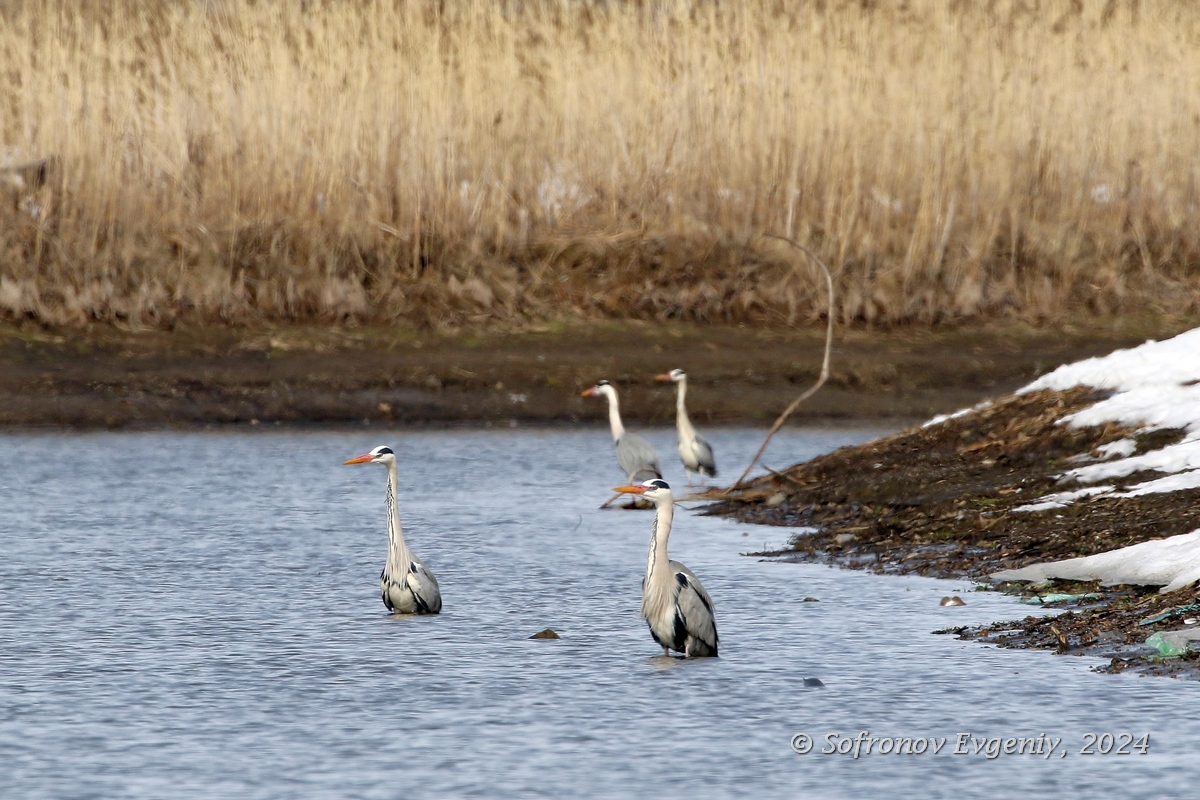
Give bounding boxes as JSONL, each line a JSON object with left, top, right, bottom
{"left": 385, "top": 461, "right": 413, "bottom": 573}
{"left": 646, "top": 498, "right": 674, "bottom": 582}
{"left": 603, "top": 388, "right": 626, "bottom": 442}
{"left": 674, "top": 379, "right": 695, "bottom": 436}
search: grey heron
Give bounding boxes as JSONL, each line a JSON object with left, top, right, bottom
{"left": 344, "top": 445, "right": 442, "bottom": 614}
{"left": 614, "top": 479, "right": 718, "bottom": 658}
{"left": 656, "top": 369, "right": 717, "bottom": 485}
{"left": 581, "top": 380, "right": 663, "bottom": 483}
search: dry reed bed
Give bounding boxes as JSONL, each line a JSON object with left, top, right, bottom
{"left": 1, "top": 0, "right": 1199, "bottom": 328}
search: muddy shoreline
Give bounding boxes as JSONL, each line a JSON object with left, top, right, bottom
{"left": 1, "top": 315, "right": 1192, "bottom": 430}
{"left": 708, "top": 386, "right": 1200, "bottom": 678}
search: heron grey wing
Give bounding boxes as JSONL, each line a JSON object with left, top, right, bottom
{"left": 407, "top": 555, "right": 443, "bottom": 614}
{"left": 693, "top": 432, "right": 718, "bottom": 476}
{"left": 671, "top": 561, "right": 718, "bottom": 653}
{"left": 616, "top": 432, "right": 662, "bottom": 481}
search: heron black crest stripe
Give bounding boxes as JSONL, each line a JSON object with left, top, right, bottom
{"left": 374, "top": 446, "right": 394, "bottom": 455}
{"left": 648, "top": 479, "right": 670, "bottom": 491}
{"left": 596, "top": 379, "right": 611, "bottom": 386}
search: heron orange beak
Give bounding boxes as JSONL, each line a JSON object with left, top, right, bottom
{"left": 581, "top": 387, "right": 597, "bottom": 397}
{"left": 343, "top": 454, "right": 374, "bottom": 465}
{"left": 613, "top": 484, "right": 647, "bottom": 494}
{"left": 654, "top": 373, "right": 673, "bottom": 382}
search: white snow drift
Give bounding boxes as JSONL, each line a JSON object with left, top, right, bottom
{"left": 993, "top": 531, "right": 1200, "bottom": 594}
{"left": 927, "top": 328, "right": 1200, "bottom": 591}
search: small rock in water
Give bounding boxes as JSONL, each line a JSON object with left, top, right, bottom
{"left": 804, "top": 678, "right": 825, "bottom": 688}
{"left": 529, "top": 628, "right": 560, "bottom": 640}
{"left": 834, "top": 533, "right": 857, "bottom": 545}
{"left": 803, "top": 597, "right": 820, "bottom": 603}
{"left": 940, "top": 596, "right": 966, "bottom": 607}
{"left": 765, "top": 492, "right": 787, "bottom": 507}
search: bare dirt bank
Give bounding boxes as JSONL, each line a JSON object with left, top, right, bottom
{"left": 0, "top": 315, "right": 1192, "bottom": 430}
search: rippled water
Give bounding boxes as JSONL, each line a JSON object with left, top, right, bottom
{"left": 2, "top": 426, "right": 1198, "bottom": 799}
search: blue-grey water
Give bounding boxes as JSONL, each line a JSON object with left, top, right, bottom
{"left": 2, "top": 426, "right": 1198, "bottom": 799}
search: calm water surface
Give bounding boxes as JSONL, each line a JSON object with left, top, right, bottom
{"left": 2, "top": 426, "right": 1198, "bottom": 799}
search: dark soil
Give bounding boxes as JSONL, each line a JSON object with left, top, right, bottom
{"left": 708, "top": 387, "right": 1200, "bottom": 678}
{"left": 0, "top": 314, "right": 1191, "bottom": 429}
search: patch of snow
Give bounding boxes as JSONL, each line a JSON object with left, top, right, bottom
{"left": 993, "top": 530, "right": 1200, "bottom": 594}
{"left": 1095, "top": 438, "right": 1137, "bottom": 460}
{"left": 1019, "top": 329, "right": 1200, "bottom": 395}
{"left": 1000, "top": 328, "right": 1200, "bottom": 509}
{"left": 982, "top": 328, "right": 1200, "bottom": 585}
{"left": 1013, "top": 486, "right": 1114, "bottom": 513}
{"left": 922, "top": 328, "right": 1200, "bottom": 522}
{"left": 1059, "top": 383, "right": 1200, "bottom": 438}
{"left": 922, "top": 400, "right": 992, "bottom": 429}
{"left": 1066, "top": 437, "right": 1200, "bottom": 485}
{"left": 1066, "top": 437, "right": 1137, "bottom": 464}
{"left": 1114, "top": 470, "right": 1200, "bottom": 498}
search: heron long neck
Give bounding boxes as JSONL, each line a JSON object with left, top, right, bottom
{"left": 674, "top": 379, "right": 695, "bottom": 437}
{"left": 645, "top": 499, "right": 674, "bottom": 584}
{"left": 385, "top": 462, "right": 413, "bottom": 574}
{"left": 605, "top": 390, "right": 626, "bottom": 442}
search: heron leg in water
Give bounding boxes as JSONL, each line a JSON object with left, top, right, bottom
{"left": 663, "top": 646, "right": 670, "bottom": 657}
{"left": 685, "top": 469, "right": 694, "bottom": 486}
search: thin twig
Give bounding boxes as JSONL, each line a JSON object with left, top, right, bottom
{"left": 731, "top": 233, "right": 835, "bottom": 488}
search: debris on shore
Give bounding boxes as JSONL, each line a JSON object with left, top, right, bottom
{"left": 711, "top": 329, "right": 1200, "bottom": 678}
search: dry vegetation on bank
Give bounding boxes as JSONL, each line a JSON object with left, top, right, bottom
{"left": 2, "top": 0, "right": 1200, "bottom": 329}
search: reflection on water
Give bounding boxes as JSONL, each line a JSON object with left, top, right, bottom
{"left": 1, "top": 426, "right": 1197, "bottom": 799}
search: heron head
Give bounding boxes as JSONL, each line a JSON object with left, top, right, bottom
{"left": 655, "top": 369, "right": 686, "bottom": 383}
{"left": 343, "top": 445, "right": 395, "bottom": 466}
{"left": 581, "top": 379, "right": 614, "bottom": 398}
{"left": 613, "top": 478, "right": 672, "bottom": 502}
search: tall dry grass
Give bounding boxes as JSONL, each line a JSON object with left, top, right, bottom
{"left": 2, "top": 0, "right": 1200, "bottom": 328}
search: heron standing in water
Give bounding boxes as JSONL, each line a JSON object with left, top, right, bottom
{"left": 581, "top": 380, "right": 663, "bottom": 484}
{"left": 344, "top": 445, "right": 442, "bottom": 614}
{"left": 614, "top": 479, "right": 719, "bottom": 657}
{"left": 656, "top": 368, "right": 717, "bottom": 485}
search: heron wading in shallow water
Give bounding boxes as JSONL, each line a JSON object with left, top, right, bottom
{"left": 615, "top": 479, "right": 719, "bottom": 658}
{"left": 582, "top": 380, "right": 662, "bottom": 507}
{"left": 656, "top": 368, "right": 717, "bottom": 486}
{"left": 344, "top": 445, "right": 442, "bottom": 614}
